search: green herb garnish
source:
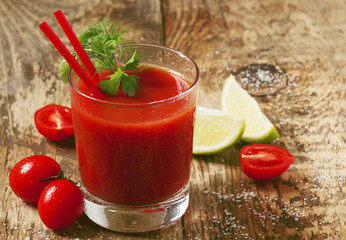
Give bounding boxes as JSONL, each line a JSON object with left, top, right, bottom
{"left": 59, "top": 19, "right": 141, "bottom": 97}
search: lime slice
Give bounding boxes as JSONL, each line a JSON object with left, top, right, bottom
{"left": 221, "top": 75, "right": 279, "bottom": 143}
{"left": 193, "top": 106, "right": 245, "bottom": 154}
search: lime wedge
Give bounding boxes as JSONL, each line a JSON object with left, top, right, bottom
{"left": 193, "top": 106, "right": 245, "bottom": 154}
{"left": 221, "top": 75, "right": 279, "bottom": 143}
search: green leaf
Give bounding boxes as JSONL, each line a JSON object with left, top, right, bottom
{"left": 105, "top": 39, "right": 117, "bottom": 56}
{"left": 91, "top": 36, "right": 107, "bottom": 56}
{"left": 78, "top": 30, "right": 98, "bottom": 45}
{"left": 121, "top": 73, "right": 139, "bottom": 97}
{"left": 123, "top": 50, "right": 139, "bottom": 72}
{"left": 98, "top": 68, "right": 123, "bottom": 95}
{"left": 59, "top": 60, "right": 70, "bottom": 84}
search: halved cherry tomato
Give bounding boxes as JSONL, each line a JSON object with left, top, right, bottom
{"left": 34, "top": 104, "right": 74, "bottom": 141}
{"left": 38, "top": 179, "right": 84, "bottom": 229}
{"left": 240, "top": 144, "right": 295, "bottom": 181}
{"left": 9, "top": 155, "right": 61, "bottom": 203}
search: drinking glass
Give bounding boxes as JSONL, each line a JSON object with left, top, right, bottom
{"left": 68, "top": 44, "right": 199, "bottom": 232}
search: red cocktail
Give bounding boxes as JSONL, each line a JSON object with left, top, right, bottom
{"left": 68, "top": 44, "right": 199, "bottom": 232}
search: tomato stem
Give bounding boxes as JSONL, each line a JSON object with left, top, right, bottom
{"left": 39, "top": 170, "right": 79, "bottom": 186}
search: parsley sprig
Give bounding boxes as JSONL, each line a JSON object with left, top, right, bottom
{"left": 59, "top": 19, "right": 140, "bottom": 96}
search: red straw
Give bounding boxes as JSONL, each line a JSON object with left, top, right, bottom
{"left": 54, "top": 10, "right": 99, "bottom": 82}
{"left": 39, "top": 21, "right": 103, "bottom": 97}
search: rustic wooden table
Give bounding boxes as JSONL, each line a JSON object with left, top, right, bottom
{"left": 1, "top": 0, "right": 345, "bottom": 239}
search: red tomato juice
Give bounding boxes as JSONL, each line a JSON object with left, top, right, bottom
{"left": 70, "top": 66, "right": 196, "bottom": 205}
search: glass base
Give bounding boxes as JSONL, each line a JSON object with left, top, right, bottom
{"left": 82, "top": 184, "right": 189, "bottom": 233}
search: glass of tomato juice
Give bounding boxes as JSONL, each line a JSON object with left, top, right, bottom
{"left": 68, "top": 44, "right": 199, "bottom": 232}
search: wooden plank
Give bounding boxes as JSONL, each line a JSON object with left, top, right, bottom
{"left": 163, "top": 0, "right": 346, "bottom": 239}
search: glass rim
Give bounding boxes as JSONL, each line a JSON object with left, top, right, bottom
{"left": 68, "top": 43, "right": 200, "bottom": 109}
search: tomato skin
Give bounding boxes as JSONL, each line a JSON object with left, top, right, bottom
{"left": 38, "top": 179, "right": 84, "bottom": 229}
{"left": 34, "top": 104, "right": 74, "bottom": 141}
{"left": 9, "top": 155, "right": 61, "bottom": 203}
{"left": 240, "top": 144, "right": 295, "bottom": 181}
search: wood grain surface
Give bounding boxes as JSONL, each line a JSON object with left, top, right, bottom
{"left": 1, "top": 0, "right": 345, "bottom": 239}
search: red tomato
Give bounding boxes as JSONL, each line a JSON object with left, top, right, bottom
{"left": 240, "top": 144, "right": 295, "bottom": 181}
{"left": 34, "top": 104, "right": 74, "bottom": 141}
{"left": 38, "top": 179, "right": 84, "bottom": 229}
{"left": 9, "top": 155, "right": 61, "bottom": 203}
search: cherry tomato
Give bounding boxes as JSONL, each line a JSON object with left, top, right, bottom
{"left": 34, "top": 104, "right": 74, "bottom": 141}
{"left": 240, "top": 144, "right": 295, "bottom": 181}
{"left": 9, "top": 155, "right": 61, "bottom": 203}
{"left": 38, "top": 179, "right": 84, "bottom": 229}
